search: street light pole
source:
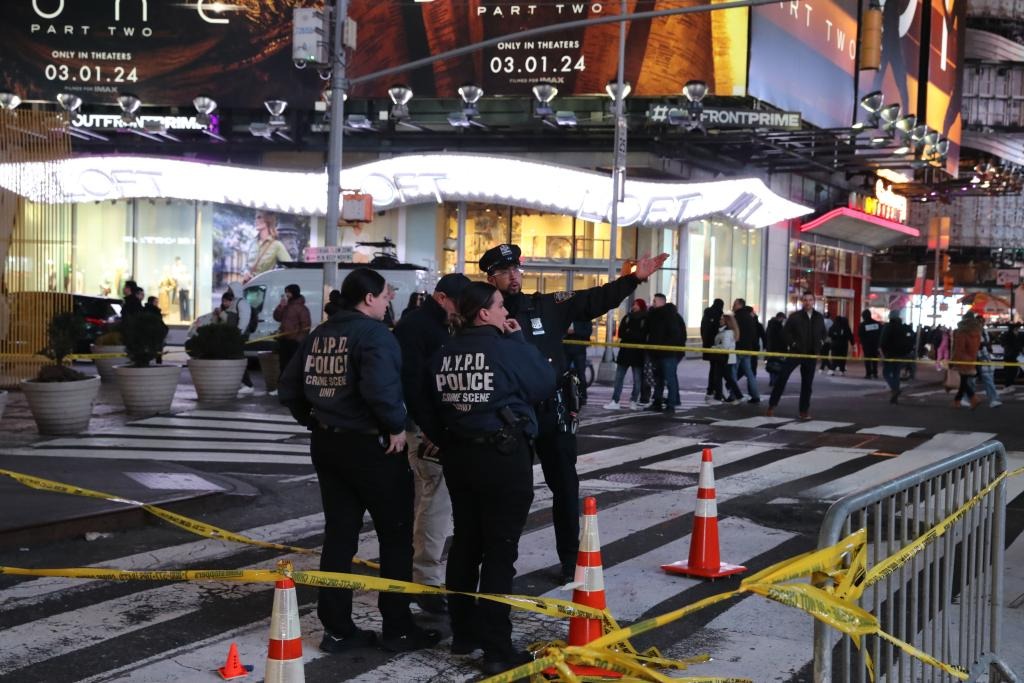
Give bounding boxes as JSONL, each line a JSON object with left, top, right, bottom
{"left": 323, "top": 0, "right": 349, "bottom": 294}
{"left": 604, "top": 0, "right": 627, "bottom": 363}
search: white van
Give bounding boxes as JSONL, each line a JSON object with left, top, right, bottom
{"left": 242, "top": 261, "right": 431, "bottom": 353}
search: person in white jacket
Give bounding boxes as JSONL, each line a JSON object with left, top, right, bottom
{"left": 713, "top": 313, "right": 744, "bottom": 403}
{"left": 212, "top": 283, "right": 254, "bottom": 394}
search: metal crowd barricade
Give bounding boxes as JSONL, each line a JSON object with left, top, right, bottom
{"left": 813, "top": 441, "right": 1018, "bottom": 683}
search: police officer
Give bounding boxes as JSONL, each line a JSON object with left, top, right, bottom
{"left": 421, "top": 281, "right": 555, "bottom": 675}
{"left": 278, "top": 267, "right": 441, "bottom": 654}
{"left": 479, "top": 244, "right": 668, "bottom": 582}
{"left": 393, "top": 272, "right": 472, "bottom": 615}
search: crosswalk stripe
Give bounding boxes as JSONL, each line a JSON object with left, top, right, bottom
{"left": 710, "top": 416, "right": 794, "bottom": 428}
{"left": 91, "top": 426, "right": 296, "bottom": 441}
{"left": 178, "top": 410, "right": 298, "bottom": 423}
{"left": 855, "top": 425, "right": 926, "bottom": 438}
{"left": 778, "top": 420, "right": 854, "bottom": 433}
{"left": 4, "top": 448, "right": 311, "bottom": 465}
{"left": 29, "top": 437, "right": 309, "bottom": 453}
{"left": 800, "top": 431, "right": 997, "bottom": 501}
{"left": 642, "top": 442, "right": 777, "bottom": 473}
{"left": 132, "top": 417, "right": 308, "bottom": 434}
{"left": 532, "top": 436, "right": 700, "bottom": 486}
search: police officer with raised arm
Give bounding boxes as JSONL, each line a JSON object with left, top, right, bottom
{"left": 278, "top": 267, "right": 441, "bottom": 655}
{"left": 421, "top": 281, "right": 556, "bottom": 675}
{"left": 393, "top": 272, "right": 471, "bottom": 615}
{"left": 479, "top": 244, "right": 669, "bottom": 582}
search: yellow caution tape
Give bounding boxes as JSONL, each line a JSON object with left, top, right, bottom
{"left": 562, "top": 338, "right": 1024, "bottom": 368}
{"left": 0, "top": 468, "right": 379, "bottom": 570}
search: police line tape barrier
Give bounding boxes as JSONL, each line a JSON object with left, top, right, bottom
{"left": 562, "top": 338, "right": 1024, "bottom": 369}
{"left": 4, "top": 465, "right": 1021, "bottom": 682}
{"left": 0, "top": 468, "right": 379, "bottom": 570}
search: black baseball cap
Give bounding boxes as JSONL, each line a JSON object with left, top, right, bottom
{"left": 434, "top": 273, "right": 471, "bottom": 298}
{"left": 478, "top": 243, "right": 522, "bottom": 275}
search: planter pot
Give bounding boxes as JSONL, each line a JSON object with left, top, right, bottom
{"left": 114, "top": 364, "right": 181, "bottom": 416}
{"left": 257, "top": 351, "right": 280, "bottom": 392}
{"left": 188, "top": 358, "right": 247, "bottom": 403}
{"left": 21, "top": 375, "right": 101, "bottom": 435}
{"left": 92, "top": 344, "right": 126, "bottom": 383}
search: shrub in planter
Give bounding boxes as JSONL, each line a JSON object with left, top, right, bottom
{"left": 92, "top": 328, "right": 125, "bottom": 382}
{"left": 114, "top": 312, "right": 180, "bottom": 416}
{"left": 22, "top": 312, "right": 100, "bottom": 434}
{"left": 186, "top": 323, "right": 247, "bottom": 402}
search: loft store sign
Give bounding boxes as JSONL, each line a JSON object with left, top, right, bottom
{"left": 0, "top": 154, "right": 811, "bottom": 228}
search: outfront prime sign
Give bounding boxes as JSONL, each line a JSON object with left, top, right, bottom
{"left": 0, "top": 154, "right": 812, "bottom": 228}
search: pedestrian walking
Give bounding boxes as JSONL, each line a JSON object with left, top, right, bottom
{"left": 422, "top": 281, "right": 556, "bottom": 675}
{"left": 393, "top": 273, "right": 472, "bottom": 615}
{"left": 563, "top": 318, "right": 593, "bottom": 406}
{"left": 827, "top": 315, "right": 854, "bottom": 375}
{"left": 278, "top": 267, "right": 441, "bottom": 655}
{"left": 479, "top": 243, "right": 668, "bottom": 583}
{"left": 713, "top": 312, "right": 744, "bottom": 403}
{"left": 766, "top": 291, "right": 826, "bottom": 419}
{"left": 701, "top": 299, "right": 725, "bottom": 403}
{"left": 273, "top": 283, "right": 312, "bottom": 381}
{"left": 646, "top": 293, "right": 686, "bottom": 412}
{"left": 765, "top": 311, "right": 786, "bottom": 387}
{"left": 950, "top": 312, "right": 982, "bottom": 408}
{"left": 977, "top": 320, "right": 1002, "bottom": 407}
{"left": 604, "top": 298, "right": 648, "bottom": 410}
{"left": 879, "top": 311, "right": 915, "bottom": 404}
{"left": 731, "top": 299, "right": 761, "bottom": 403}
{"left": 819, "top": 312, "right": 833, "bottom": 373}
{"left": 858, "top": 310, "right": 881, "bottom": 379}
{"left": 1002, "top": 323, "right": 1021, "bottom": 389}
{"left": 121, "top": 280, "right": 143, "bottom": 317}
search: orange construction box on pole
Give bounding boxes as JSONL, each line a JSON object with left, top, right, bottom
{"left": 661, "top": 448, "right": 747, "bottom": 579}
{"left": 545, "top": 496, "right": 622, "bottom": 680}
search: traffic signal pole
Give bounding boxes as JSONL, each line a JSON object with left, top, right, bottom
{"left": 323, "top": 0, "right": 349, "bottom": 293}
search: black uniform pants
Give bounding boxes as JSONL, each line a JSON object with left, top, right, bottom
{"left": 533, "top": 405, "right": 579, "bottom": 572}
{"left": 863, "top": 346, "right": 879, "bottom": 378}
{"left": 768, "top": 358, "right": 817, "bottom": 414}
{"left": 443, "top": 436, "right": 533, "bottom": 657}
{"left": 311, "top": 430, "right": 415, "bottom": 638}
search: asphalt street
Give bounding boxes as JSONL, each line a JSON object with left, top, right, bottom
{"left": 0, "top": 356, "right": 1022, "bottom": 682}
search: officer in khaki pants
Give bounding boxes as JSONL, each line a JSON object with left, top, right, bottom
{"left": 393, "top": 273, "right": 471, "bottom": 612}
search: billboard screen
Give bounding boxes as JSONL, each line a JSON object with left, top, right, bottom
{"left": 925, "top": 0, "right": 966, "bottom": 176}
{"left": 347, "top": 1, "right": 748, "bottom": 98}
{"left": 0, "top": 1, "right": 324, "bottom": 108}
{"left": 748, "top": 0, "right": 859, "bottom": 129}
{"left": 858, "top": 0, "right": 923, "bottom": 128}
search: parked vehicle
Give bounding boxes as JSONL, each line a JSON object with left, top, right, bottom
{"left": 74, "top": 295, "right": 122, "bottom": 353}
{"left": 241, "top": 260, "right": 430, "bottom": 353}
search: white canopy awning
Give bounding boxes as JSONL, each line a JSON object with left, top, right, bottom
{"left": 799, "top": 207, "right": 920, "bottom": 249}
{"left": 0, "top": 153, "right": 812, "bottom": 229}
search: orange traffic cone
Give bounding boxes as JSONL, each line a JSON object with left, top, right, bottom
{"left": 265, "top": 576, "right": 305, "bottom": 683}
{"left": 217, "top": 642, "right": 250, "bottom": 680}
{"left": 546, "top": 497, "right": 622, "bottom": 679}
{"left": 661, "top": 448, "right": 746, "bottom": 579}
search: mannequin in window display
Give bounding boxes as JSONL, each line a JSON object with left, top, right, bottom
{"left": 172, "top": 256, "right": 191, "bottom": 321}
{"left": 158, "top": 268, "right": 176, "bottom": 316}
{"left": 244, "top": 210, "right": 291, "bottom": 281}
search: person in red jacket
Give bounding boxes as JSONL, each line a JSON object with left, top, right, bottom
{"left": 273, "top": 283, "right": 312, "bottom": 381}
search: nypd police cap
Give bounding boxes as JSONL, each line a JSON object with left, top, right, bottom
{"left": 478, "top": 243, "right": 522, "bottom": 274}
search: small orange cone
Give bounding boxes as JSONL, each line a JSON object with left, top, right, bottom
{"left": 546, "top": 497, "right": 622, "bottom": 679}
{"left": 265, "top": 575, "right": 305, "bottom": 683}
{"left": 661, "top": 448, "right": 746, "bottom": 579}
{"left": 217, "top": 642, "right": 249, "bottom": 680}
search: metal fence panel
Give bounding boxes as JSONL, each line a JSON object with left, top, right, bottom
{"left": 813, "top": 441, "right": 1013, "bottom": 682}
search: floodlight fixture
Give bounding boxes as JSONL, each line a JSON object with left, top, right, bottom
{"left": 387, "top": 85, "right": 412, "bottom": 120}
{"left": 56, "top": 93, "right": 82, "bottom": 113}
{"left": 682, "top": 80, "right": 707, "bottom": 103}
{"left": 455, "top": 83, "right": 483, "bottom": 119}
{"left": 193, "top": 96, "right": 217, "bottom": 126}
{"left": 532, "top": 82, "right": 558, "bottom": 117}
{"left": 922, "top": 130, "right": 940, "bottom": 148}
{"left": 264, "top": 99, "right": 288, "bottom": 125}
{"left": 894, "top": 114, "right": 917, "bottom": 136}
{"left": 0, "top": 92, "right": 21, "bottom": 111}
{"left": 604, "top": 81, "right": 632, "bottom": 101}
{"left": 458, "top": 84, "right": 483, "bottom": 105}
{"left": 859, "top": 91, "right": 884, "bottom": 114}
{"left": 117, "top": 94, "right": 141, "bottom": 124}
{"left": 878, "top": 103, "right": 901, "bottom": 130}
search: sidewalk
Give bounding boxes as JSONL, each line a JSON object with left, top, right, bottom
{"left": 0, "top": 351, "right": 265, "bottom": 549}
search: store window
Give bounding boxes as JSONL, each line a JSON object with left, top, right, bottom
{"left": 136, "top": 200, "right": 197, "bottom": 324}
{"left": 74, "top": 201, "right": 131, "bottom": 297}
{"left": 683, "top": 220, "right": 762, "bottom": 328}
{"left": 512, "top": 209, "right": 573, "bottom": 260}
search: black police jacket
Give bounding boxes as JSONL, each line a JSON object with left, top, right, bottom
{"left": 424, "top": 325, "right": 556, "bottom": 442}
{"left": 858, "top": 320, "right": 881, "bottom": 352}
{"left": 503, "top": 274, "right": 642, "bottom": 380}
{"left": 393, "top": 296, "right": 450, "bottom": 430}
{"left": 278, "top": 309, "right": 406, "bottom": 436}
